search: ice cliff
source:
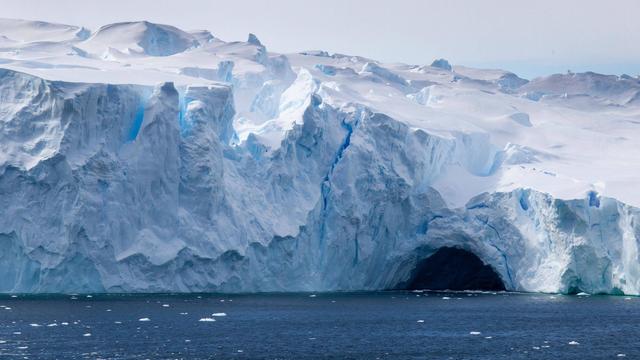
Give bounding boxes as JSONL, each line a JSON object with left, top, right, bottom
{"left": 1, "top": 19, "right": 640, "bottom": 294}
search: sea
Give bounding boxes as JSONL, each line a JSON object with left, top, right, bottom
{"left": 0, "top": 291, "right": 636, "bottom": 359}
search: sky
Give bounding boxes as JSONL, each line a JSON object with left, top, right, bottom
{"left": 1, "top": 0, "right": 638, "bottom": 79}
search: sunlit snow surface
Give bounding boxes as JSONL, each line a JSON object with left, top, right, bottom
{"left": 0, "top": 19, "right": 640, "bottom": 294}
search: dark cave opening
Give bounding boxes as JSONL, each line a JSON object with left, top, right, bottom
{"left": 403, "top": 247, "right": 506, "bottom": 291}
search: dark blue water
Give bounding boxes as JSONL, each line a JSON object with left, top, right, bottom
{"left": 0, "top": 291, "right": 636, "bottom": 359}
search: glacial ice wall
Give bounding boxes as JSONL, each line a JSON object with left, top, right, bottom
{"left": 1, "top": 18, "right": 639, "bottom": 295}
{"left": 1, "top": 67, "right": 639, "bottom": 295}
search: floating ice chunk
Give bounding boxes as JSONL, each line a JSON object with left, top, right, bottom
{"left": 138, "top": 318, "right": 151, "bottom": 322}
{"left": 417, "top": 320, "right": 425, "bottom": 323}
{"left": 470, "top": 331, "right": 481, "bottom": 335}
{"left": 442, "top": 297, "right": 451, "bottom": 300}
{"left": 61, "top": 322, "right": 69, "bottom": 326}
{"left": 162, "top": 304, "right": 170, "bottom": 307}
{"left": 625, "top": 297, "right": 632, "bottom": 300}
{"left": 114, "top": 321, "right": 122, "bottom": 324}
{"left": 12, "top": 332, "right": 21, "bottom": 335}
{"left": 485, "top": 336, "right": 492, "bottom": 339}
{"left": 179, "top": 312, "right": 188, "bottom": 315}
{"left": 211, "top": 312, "right": 227, "bottom": 317}
{"left": 5, "top": 307, "right": 11, "bottom": 310}
{"left": 83, "top": 333, "right": 91, "bottom": 337}
{"left": 309, "top": 294, "right": 317, "bottom": 298}
{"left": 576, "top": 292, "right": 589, "bottom": 296}
{"left": 198, "top": 318, "right": 216, "bottom": 322}
{"left": 0, "top": 340, "right": 5, "bottom": 344}
{"left": 618, "top": 354, "right": 627, "bottom": 357}
{"left": 17, "top": 346, "right": 28, "bottom": 349}
{"left": 47, "top": 323, "right": 58, "bottom": 327}
{"left": 29, "top": 323, "right": 41, "bottom": 327}
{"left": 568, "top": 341, "right": 580, "bottom": 345}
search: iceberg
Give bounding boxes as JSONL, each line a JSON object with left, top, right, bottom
{"left": 0, "top": 19, "right": 639, "bottom": 295}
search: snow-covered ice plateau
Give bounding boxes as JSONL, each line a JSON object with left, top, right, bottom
{"left": 1, "top": 19, "right": 640, "bottom": 294}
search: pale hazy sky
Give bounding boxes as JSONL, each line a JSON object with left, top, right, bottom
{"left": 2, "top": 0, "right": 638, "bottom": 78}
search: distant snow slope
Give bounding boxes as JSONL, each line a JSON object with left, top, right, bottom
{"left": 1, "top": 19, "right": 639, "bottom": 294}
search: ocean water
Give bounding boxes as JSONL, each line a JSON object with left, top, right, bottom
{"left": 0, "top": 291, "right": 636, "bottom": 359}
